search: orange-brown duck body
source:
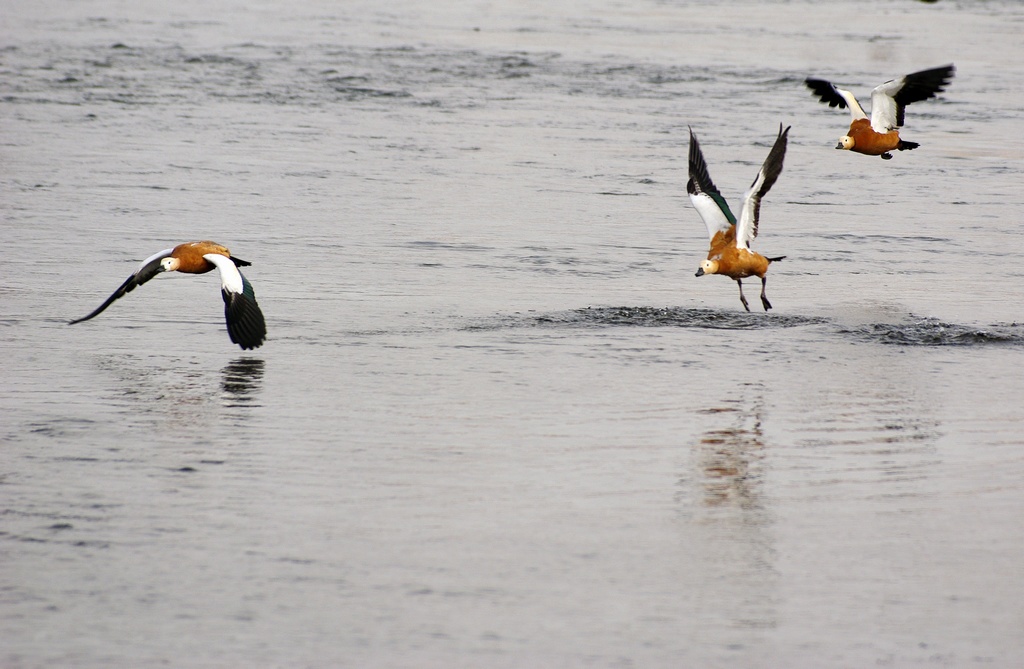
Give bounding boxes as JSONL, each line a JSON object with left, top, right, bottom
{"left": 163, "top": 241, "right": 235, "bottom": 273}
{"left": 839, "top": 118, "right": 907, "bottom": 157}
{"left": 703, "top": 227, "right": 772, "bottom": 281}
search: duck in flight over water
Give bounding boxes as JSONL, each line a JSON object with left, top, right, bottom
{"left": 687, "top": 124, "right": 790, "bottom": 312}
{"left": 804, "top": 64, "right": 955, "bottom": 159}
{"left": 69, "top": 240, "right": 267, "bottom": 350}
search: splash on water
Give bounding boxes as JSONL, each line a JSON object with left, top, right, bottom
{"left": 468, "top": 306, "right": 1024, "bottom": 347}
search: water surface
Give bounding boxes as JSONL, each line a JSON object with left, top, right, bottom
{"left": 3, "top": 1, "right": 1024, "bottom": 666}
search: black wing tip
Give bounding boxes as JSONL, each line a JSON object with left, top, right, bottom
{"left": 687, "top": 126, "right": 701, "bottom": 157}
{"left": 229, "top": 319, "right": 267, "bottom": 350}
{"left": 913, "top": 63, "right": 956, "bottom": 79}
{"left": 687, "top": 127, "right": 717, "bottom": 195}
{"left": 67, "top": 293, "right": 122, "bottom": 325}
{"left": 223, "top": 289, "right": 267, "bottom": 350}
{"left": 67, "top": 264, "right": 161, "bottom": 327}
{"left": 228, "top": 316, "right": 267, "bottom": 350}
{"left": 772, "top": 125, "right": 791, "bottom": 169}
{"left": 236, "top": 336, "right": 266, "bottom": 351}
{"left": 896, "top": 64, "right": 957, "bottom": 106}
{"left": 768, "top": 123, "right": 790, "bottom": 158}
{"left": 231, "top": 256, "right": 253, "bottom": 267}
{"left": 804, "top": 77, "right": 847, "bottom": 109}
{"left": 906, "top": 64, "right": 956, "bottom": 90}
{"left": 752, "top": 124, "right": 789, "bottom": 196}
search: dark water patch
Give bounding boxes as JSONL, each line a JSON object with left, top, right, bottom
{"left": 329, "top": 84, "right": 412, "bottom": 100}
{"left": 464, "top": 307, "right": 1024, "bottom": 348}
{"left": 467, "top": 306, "right": 826, "bottom": 332}
{"left": 0, "top": 41, "right": 797, "bottom": 111}
{"left": 407, "top": 240, "right": 496, "bottom": 253}
{"left": 819, "top": 233, "right": 954, "bottom": 244}
{"left": 183, "top": 53, "right": 252, "bottom": 66}
{"left": 548, "top": 306, "right": 826, "bottom": 330}
{"left": 490, "top": 54, "right": 537, "bottom": 78}
{"left": 838, "top": 318, "right": 1024, "bottom": 347}
{"left": 26, "top": 417, "right": 99, "bottom": 439}
{"left": 505, "top": 253, "right": 621, "bottom": 276}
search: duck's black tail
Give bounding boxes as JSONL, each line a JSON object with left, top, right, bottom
{"left": 897, "top": 140, "right": 919, "bottom": 151}
{"left": 767, "top": 255, "right": 786, "bottom": 263}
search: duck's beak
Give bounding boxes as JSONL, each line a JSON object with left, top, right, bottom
{"left": 695, "top": 267, "right": 705, "bottom": 277}
{"left": 835, "top": 142, "right": 844, "bottom": 150}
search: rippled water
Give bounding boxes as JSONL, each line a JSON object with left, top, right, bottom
{"left": 4, "top": 0, "right": 1024, "bottom": 666}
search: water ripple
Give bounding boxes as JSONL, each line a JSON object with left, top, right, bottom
{"left": 465, "top": 306, "right": 824, "bottom": 332}
{"left": 837, "top": 318, "right": 1024, "bottom": 347}
{"left": 540, "top": 306, "right": 823, "bottom": 330}
{"left": 467, "top": 307, "right": 1024, "bottom": 347}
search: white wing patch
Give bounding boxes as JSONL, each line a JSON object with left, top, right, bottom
{"left": 870, "top": 77, "right": 903, "bottom": 132}
{"left": 138, "top": 248, "right": 176, "bottom": 271}
{"left": 735, "top": 188, "right": 761, "bottom": 250}
{"left": 836, "top": 87, "right": 868, "bottom": 121}
{"left": 203, "top": 253, "right": 244, "bottom": 295}
{"left": 688, "top": 192, "right": 733, "bottom": 240}
{"left": 735, "top": 125, "right": 789, "bottom": 250}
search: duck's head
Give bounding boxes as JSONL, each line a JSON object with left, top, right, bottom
{"left": 695, "top": 259, "right": 719, "bottom": 277}
{"left": 836, "top": 135, "right": 855, "bottom": 151}
{"left": 160, "top": 257, "right": 181, "bottom": 272}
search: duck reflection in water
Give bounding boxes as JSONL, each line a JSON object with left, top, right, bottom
{"left": 696, "top": 398, "right": 767, "bottom": 513}
{"left": 221, "top": 357, "right": 265, "bottom": 401}
{"left": 684, "top": 387, "right": 779, "bottom": 634}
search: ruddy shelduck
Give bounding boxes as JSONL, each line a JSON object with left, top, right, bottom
{"left": 687, "top": 124, "right": 789, "bottom": 312}
{"left": 69, "top": 241, "right": 267, "bottom": 350}
{"left": 805, "top": 64, "right": 955, "bottom": 159}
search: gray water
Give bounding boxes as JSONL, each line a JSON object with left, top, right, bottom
{"left": 3, "top": 0, "right": 1024, "bottom": 666}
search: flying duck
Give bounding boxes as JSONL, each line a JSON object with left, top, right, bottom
{"left": 69, "top": 241, "right": 267, "bottom": 350}
{"left": 805, "top": 64, "right": 955, "bottom": 159}
{"left": 687, "top": 124, "right": 790, "bottom": 311}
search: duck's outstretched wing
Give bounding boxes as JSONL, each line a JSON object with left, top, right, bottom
{"left": 736, "top": 125, "right": 789, "bottom": 250}
{"left": 805, "top": 78, "right": 868, "bottom": 121}
{"left": 870, "top": 64, "right": 955, "bottom": 132}
{"left": 204, "top": 253, "right": 267, "bottom": 350}
{"left": 686, "top": 127, "right": 736, "bottom": 240}
{"left": 68, "top": 248, "right": 174, "bottom": 324}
